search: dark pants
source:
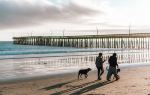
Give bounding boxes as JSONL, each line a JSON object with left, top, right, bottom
{"left": 97, "top": 66, "right": 104, "bottom": 79}
{"left": 107, "top": 66, "right": 119, "bottom": 81}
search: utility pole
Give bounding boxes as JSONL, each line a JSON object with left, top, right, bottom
{"left": 96, "top": 26, "right": 99, "bottom": 35}
{"left": 129, "top": 24, "right": 131, "bottom": 36}
{"left": 63, "top": 29, "right": 65, "bottom": 37}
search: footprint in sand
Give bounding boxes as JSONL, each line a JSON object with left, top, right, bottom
{"left": 145, "top": 78, "right": 148, "bottom": 80}
{"left": 145, "top": 77, "right": 150, "bottom": 80}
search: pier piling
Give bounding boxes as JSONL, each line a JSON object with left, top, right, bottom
{"left": 13, "top": 33, "right": 150, "bottom": 49}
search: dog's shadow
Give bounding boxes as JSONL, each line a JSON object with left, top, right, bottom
{"left": 41, "top": 79, "right": 77, "bottom": 90}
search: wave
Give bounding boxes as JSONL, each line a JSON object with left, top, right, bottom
{"left": 0, "top": 47, "right": 128, "bottom": 56}
{"left": 0, "top": 41, "right": 141, "bottom": 60}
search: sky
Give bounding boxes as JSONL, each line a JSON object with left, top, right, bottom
{"left": 0, "top": 0, "right": 150, "bottom": 41}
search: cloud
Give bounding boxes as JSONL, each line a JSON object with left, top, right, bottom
{"left": 0, "top": 0, "right": 101, "bottom": 29}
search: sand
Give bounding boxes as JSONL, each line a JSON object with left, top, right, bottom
{"left": 0, "top": 65, "right": 150, "bottom": 95}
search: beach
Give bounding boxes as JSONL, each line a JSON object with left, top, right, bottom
{"left": 1, "top": 0, "right": 150, "bottom": 94}
{"left": 0, "top": 64, "right": 150, "bottom": 95}
{"left": 0, "top": 42, "right": 150, "bottom": 95}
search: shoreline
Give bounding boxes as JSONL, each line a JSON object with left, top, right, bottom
{"left": 0, "top": 63, "right": 150, "bottom": 95}
{"left": 0, "top": 69, "right": 79, "bottom": 85}
{"left": 0, "top": 62, "right": 149, "bottom": 85}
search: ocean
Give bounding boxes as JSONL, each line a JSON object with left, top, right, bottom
{"left": 0, "top": 41, "right": 121, "bottom": 59}
{"left": 0, "top": 41, "right": 150, "bottom": 83}
{"left": 0, "top": 41, "right": 86, "bottom": 59}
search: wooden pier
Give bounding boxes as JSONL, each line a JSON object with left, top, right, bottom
{"left": 13, "top": 33, "right": 150, "bottom": 49}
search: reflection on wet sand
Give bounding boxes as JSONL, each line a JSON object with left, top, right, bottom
{"left": 0, "top": 49, "right": 150, "bottom": 82}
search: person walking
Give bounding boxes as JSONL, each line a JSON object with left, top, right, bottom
{"left": 107, "top": 53, "right": 120, "bottom": 81}
{"left": 95, "top": 53, "right": 106, "bottom": 80}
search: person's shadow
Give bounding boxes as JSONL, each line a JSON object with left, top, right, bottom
{"left": 70, "top": 80, "right": 114, "bottom": 95}
{"left": 50, "top": 80, "right": 114, "bottom": 95}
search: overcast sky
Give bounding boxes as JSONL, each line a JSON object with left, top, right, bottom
{"left": 0, "top": 0, "right": 150, "bottom": 41}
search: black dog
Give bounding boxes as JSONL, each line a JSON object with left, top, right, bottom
{"left": 113, "top": 68, "right": 120, "bottom": 79}
{"left": 78, "top": 68, "right": 92, "bottom": 80}
{"left": 106, "top": 66, "right": 120, "bottom": 79}
{"left": 117, "top": 68, "right": 120, "bottom": 73}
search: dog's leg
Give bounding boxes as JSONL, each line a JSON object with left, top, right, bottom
{"left": 80, "top": 74, "right": 82, "bottom": 79}
{"left": 78, "top": 73, "right": 80, "bottom": 80}
{"left": 113, "top": 71, "right": 119, "bottom": 79}
{"left": 86, "top": 74, "right": 88, "bottom": 78}
{"left": 85, "top": 74, "right": 88, "bottom": 78}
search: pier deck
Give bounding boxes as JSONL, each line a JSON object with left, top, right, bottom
{"left": 13, "top": 33, "right": 150, "bottom": 49}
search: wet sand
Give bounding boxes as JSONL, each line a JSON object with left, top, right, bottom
{"left": 0, "top": 64, "right": 150, "bottom": 95}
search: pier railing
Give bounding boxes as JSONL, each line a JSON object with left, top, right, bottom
{"left": 13, "top": 33, "right": 150, "bottom": 49}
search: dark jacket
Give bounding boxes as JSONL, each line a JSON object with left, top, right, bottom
{"left": 108, "top": 56, "right": 118, "bottom": 67}
{"left": 95, "top": 56, "right": 103, "bottom": 68}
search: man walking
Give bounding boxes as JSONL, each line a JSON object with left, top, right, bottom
{"left": 107, "top": 53, "right": 120, "bottom": 81}
{"left": 95, "top": 53, "right": 106, "bottom": 80}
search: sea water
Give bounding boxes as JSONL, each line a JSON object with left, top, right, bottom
{"left": 0, "top": 41, "right": 150, "bottom": 83}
